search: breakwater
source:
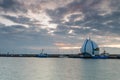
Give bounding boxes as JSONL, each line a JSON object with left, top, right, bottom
{"left": 0, "top": 53, "right": 120, "bottom": 59}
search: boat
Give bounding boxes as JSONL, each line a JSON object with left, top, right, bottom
{"left": 37, "top": 49, "right": 48, "bottom": 57}
{"left": 92, "top": 55, "right": 108, "bottom": 59}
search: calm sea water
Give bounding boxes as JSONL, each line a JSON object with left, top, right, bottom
{"left": 0, "top": 57, "right": 120, "bottom": 80}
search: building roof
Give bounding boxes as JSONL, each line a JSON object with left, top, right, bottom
{"left": 80, "top": 38, "right": 99, "bottom": 56}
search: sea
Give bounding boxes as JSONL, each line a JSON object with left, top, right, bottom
{"left": 0, "top": 57, "right": 120, "bottom": 80}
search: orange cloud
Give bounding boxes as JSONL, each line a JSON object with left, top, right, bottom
{"left": 54, "top": 42, "right": 80, "bottom": 50}
{"left": 54, "top": 42, "right": 71, "bottom": 47}
{"left": 59, "top": 47, "right": 80, "bottom": 50}
{"left": 102, "top": 45, "right": 120, "bottom": 48}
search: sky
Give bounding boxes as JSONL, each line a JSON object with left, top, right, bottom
{"left": 0, "top": 0, "right": 120, "bottom": 54}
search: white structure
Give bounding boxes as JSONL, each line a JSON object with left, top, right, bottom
{"left": 80, "top": 38, "right": 100, "bottom": 56}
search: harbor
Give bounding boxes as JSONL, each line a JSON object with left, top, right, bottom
{"left": 0, "top": 53, "right": 120, "bottom": 59}
{"left": 0, "top": 38, "right": 119, "bottom": 59}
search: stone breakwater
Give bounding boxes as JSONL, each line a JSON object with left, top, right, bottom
{"left": 0, "top": 53, "right": 120, "bottom": 59}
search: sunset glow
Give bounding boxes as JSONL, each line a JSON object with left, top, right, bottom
{"left": 0, "top": 0, "right": 119, "bottom": 54}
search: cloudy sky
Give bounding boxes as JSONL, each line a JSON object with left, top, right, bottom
{"left": 0, "top": 0, "right": 120, "bottom": 54}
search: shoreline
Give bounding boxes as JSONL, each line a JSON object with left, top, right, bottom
{"left": 0, "top": 53, "right": 120, "bottom": 59}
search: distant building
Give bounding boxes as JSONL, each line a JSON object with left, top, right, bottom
{"left": 80, "top": 38, "right": 100, "bottom": 56}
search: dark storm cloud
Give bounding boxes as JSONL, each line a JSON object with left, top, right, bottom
{"left": 0, "top": 0, "right": 49, "bottom": 13}
{"left": 0, "top": 23, "right": 55, "bottom": 49}
{"left": 3, "top": 15, "right": 30, "bottom": 23}
{"left": 47, "top": 0, "right": 101, "bottom": 23}
{"left": 0, "top": 24, "right": 27, "bottom": 48}
{"left": 82, "top": 11, "right": 120, "bottom": 34}
{"left": 110, "top": 0, "right": 120, "bottom": 10}
{"left": 0, "top": 0, "right": 119, "bottom": 54}
{"left": 0, "top": 24, "right": 26, "bottom": 34}
{"left": 0, "top": 0, "right": 26, "bottom": 12}
{"left": 47, "top": 0, "right": 120, "bottom": 36}
{"left": 3, "top": 15, "right": 39, "bottom": 25}
{"left": 54, "top": 24, "right": 91, "bottom": 36}
{"left": 46, "top": 7, "right": 67, "bottom": 23}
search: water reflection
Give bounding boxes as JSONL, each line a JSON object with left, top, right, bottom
{"left": 0, "top": 58, "right": 120, "bottom": 80}
{"left": 79, "top": 59, "right": 103, "bottom": 80}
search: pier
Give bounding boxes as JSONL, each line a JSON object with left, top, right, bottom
{"left": 0, "top": 53, "right": 120, "bottom": 59}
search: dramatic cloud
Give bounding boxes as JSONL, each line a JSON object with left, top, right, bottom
{"left": 47, "top": 0, "right": 120, "bottom": 36}
{"left": 0, "top": 0, "right": 27, "bottom": 12}
{"left": 0, "top": 0, "right": 120, "bottom": 54}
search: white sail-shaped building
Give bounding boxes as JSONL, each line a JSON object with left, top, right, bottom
{"left": 80, "top": 38, "right": 100, "bottom": 56}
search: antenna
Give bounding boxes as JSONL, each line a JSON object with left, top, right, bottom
{"left": 88, "top": 36, "right": 91, "bottom": 40}
{"left": 40, "top": 49, "right": 44, "bottom": 54}
{"left": 88, "top": 33, "right": 92, "bottom": 40}
{"left": 103, "top": 46, "right": 106, "bottom": 53}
